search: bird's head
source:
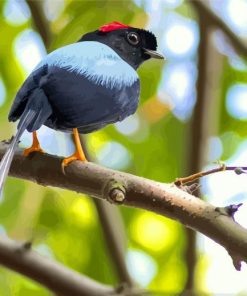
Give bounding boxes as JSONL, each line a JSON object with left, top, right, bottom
{"left": 79, "top": 21, "right": 164, "bottom": 69}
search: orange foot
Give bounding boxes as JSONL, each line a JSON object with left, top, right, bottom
{"left": 23, "top": 145, "right": 44, "bottom": 157}
{"left": 62, "top": 128, "right": 87, "bottom": 174}
{"left": 23, "top": 131, "right": 44, "bottom": 156}
{"left": 62, "top": 152, "right": 87, "bottom": 174}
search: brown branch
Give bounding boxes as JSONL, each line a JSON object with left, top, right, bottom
{"left": 182, "top": 9, "right": 210, "bottom": 292}
{"left": 26, "top": 0, "right": 52, "bottom": 48}
{"left": 81, "top": 137, "right": 134, "bottom": 287}
{"left": 0, "top": 235, "right": 114, "bottom": 296}
{"left": 183, "top": 2, "right": 226, "bottom": 289}
{"left": 1, "top": 142, "right": 247, "bottom": 268}
{"left": 93, "top": 200, "right": 133, "bottom": 285}
{"left": 176, "top": 165, "right": 247, "bottom": 185}
{"left": 191, "top": 0, "right": 247, "bottom": 58}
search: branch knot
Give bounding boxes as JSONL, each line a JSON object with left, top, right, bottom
{"left": 103, "top": 180, "right": 126, "bottom": 204}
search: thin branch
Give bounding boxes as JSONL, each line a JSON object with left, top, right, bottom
{"left": 176, "top": 164, "right": 247, "bottom": 185}
{"left": 1, "top": 143, "right": 247, "bottom": 268}
{"left": 191, "top": 0, "right": 247, "bottom": 59}
{"left": 182, "top": 8, "right": 210, "bottom": 291}
{"left": 183, "top": 2, "right": 226, "bottom": 289}
{"left": 93, "top": 200, "right": 133, "bottom": 285}
{"left": 0, "top": 235, "right": 115, "bottom": 296}
{"left": 26, "top": 0, "right": 52, "bottom": 48}
{"left": 81, "top": 137, "right": 134, "bottom": 286}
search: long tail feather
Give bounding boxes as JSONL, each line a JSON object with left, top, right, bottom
{"left": 0, "top": 110, "right": 35, "bottom": 195}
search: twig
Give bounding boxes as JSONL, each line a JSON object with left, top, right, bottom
{"left": 1, "top": 142, "right": 247, "bottom": 269}
{"left": 175, "top": 165, "right": 247, "bottom": 186}
{"left": 0, "top": 235, "right": 115, "bottom": 296}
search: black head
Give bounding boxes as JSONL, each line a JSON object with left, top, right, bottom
{"left": 79, "top": 21, "right": 164, "bottom": 69}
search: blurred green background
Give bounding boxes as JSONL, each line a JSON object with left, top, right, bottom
{"left": 1, "top": 0, "right": 247, "bottom": 295}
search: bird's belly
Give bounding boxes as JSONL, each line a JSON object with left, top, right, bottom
{"left": 42, "top": 67, "right": 140, "bottom": 133}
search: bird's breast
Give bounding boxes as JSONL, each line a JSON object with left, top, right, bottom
{"left": 35, "top": 41, "right": 141, "bottom": 132}
{"left": 38, "top": 41, "right": 139, "bottom": 91}
{"left": 42, "top": 66, "right": 140, "bottom": 132}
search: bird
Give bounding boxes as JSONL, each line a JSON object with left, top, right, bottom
{"left": 0, "top": 21, "right": 164, "bottom": 194}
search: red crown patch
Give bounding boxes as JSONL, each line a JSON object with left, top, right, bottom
{"left": 99, "top": 21, "right": 130, "bottom": 33}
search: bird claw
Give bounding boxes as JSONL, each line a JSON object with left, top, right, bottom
{"left": 23, "top": 146, "right": 44, "bottom": 157}
{"left": 61, "top": 153, "right": 87, "bottom": 174}
{"left": 23, "top": 131, "right": 44, "bottom": 157}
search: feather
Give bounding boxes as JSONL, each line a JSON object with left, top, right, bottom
{"left": 0, "top": 110, "right": 35, "bottom": 195}
{"left": 36, "top": 42, "right": 138, "bottom": 90}
{"left": 0, "top": 87, "right": 52, "bottom": 195}
{"left": 99, "top": 21, "right": 129, "bottom": 33}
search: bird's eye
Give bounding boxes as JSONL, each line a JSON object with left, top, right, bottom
{"left": 127, "top": 32, "right": 140, "bottom": 45}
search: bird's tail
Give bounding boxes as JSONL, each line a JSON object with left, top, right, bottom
{"left": 0, "top": 109, "right": 36, "bottom": 195}
{"left": 0, "top": 87, "right": 52, "bottom": 195}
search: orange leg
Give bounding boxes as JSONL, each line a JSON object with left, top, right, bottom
{"left": 23, "top": 131, "right": 44, "bottom": 156}
{"left": 62, "top": 128, "right": 87, "bottom": 169}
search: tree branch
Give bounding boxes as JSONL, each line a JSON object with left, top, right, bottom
{"left": 1, "top": 142, "right": 247, "bottom": 268}
{"left": 81, "top": 137, "right": 134, "bottom": 287}
{"left": 182, "top": 10, "right": 210, "bottom": 292}
{"left": 0, "top": 235, "right": 115, "bottom": 296}
{"left": 176, "top": 165, "right": 247, "bottom": 185}
{"left": 183, "top": 3, "right": 226, "bottom": 290}
{"left": 26, "top": 0, "right": 52, "bottom": 48}
{"left": 93, "top": 199, "right": 134, "bottom": 285}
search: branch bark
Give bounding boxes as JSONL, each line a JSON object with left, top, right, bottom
{"left": 0, "top": 235, "right": 115, "bottom": 296}
{"left": 1, "top": 143, "right": 247, "bottom": 267}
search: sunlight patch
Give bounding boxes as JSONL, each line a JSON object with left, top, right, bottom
{"left": 127, "top": 249, "right": 157, "bottom": 286}
{"left": 130, "top": 212, "right": 178, "bottom": 252}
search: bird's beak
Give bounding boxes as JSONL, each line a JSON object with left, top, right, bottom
{"left": 143, "top": 48, "right": 165, "bottom": 59}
